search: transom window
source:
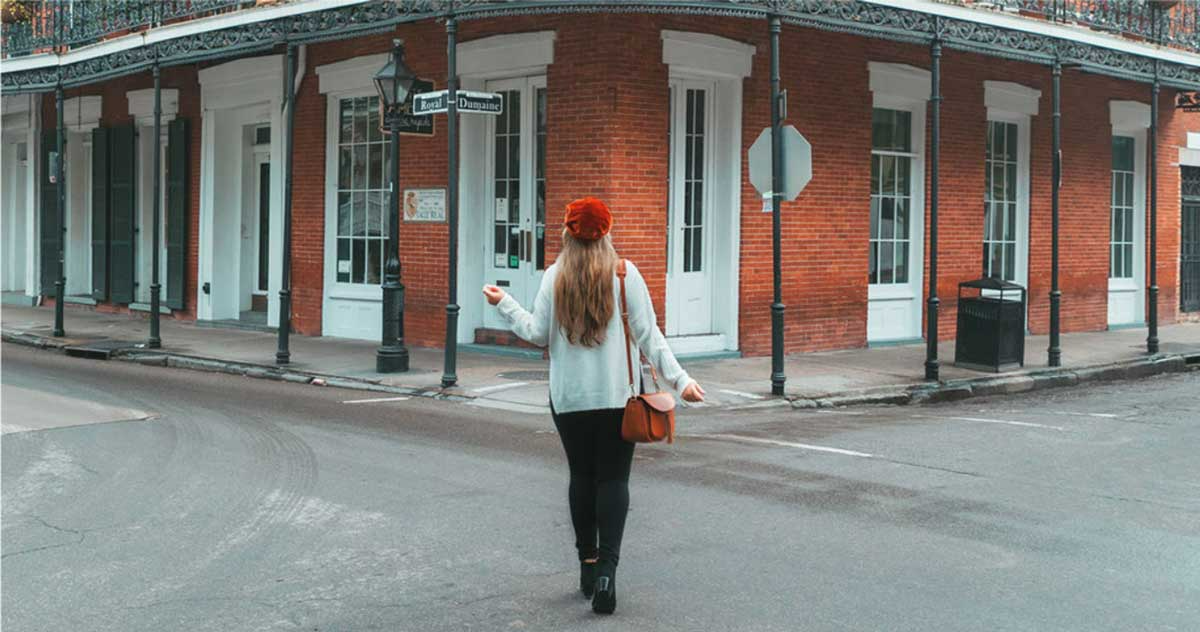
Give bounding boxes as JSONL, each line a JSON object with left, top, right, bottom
{"left": 334, "top": 96, "right": 390, "bottom": 285}
{"left": 984, "top": 120, "right": 1018, "bottom": 281}
{"left": 1110, "top": 135, "right": 1135, "bottom": 280}
{"left": 869, "top": 108, "right": 913, "bottom": 285}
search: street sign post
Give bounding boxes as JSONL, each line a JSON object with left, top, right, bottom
{"left": 748, "top": 124, "right": 812, "bottom": 203}
{"left": 413, "top": 89, "right": 503, "bottom": 116}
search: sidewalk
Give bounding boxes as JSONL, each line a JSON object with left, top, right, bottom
{"left": 3, "top": 303, "right": 1197, "bottom": 413}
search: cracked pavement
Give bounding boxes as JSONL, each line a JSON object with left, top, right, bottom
{"left": 2, "top": 343, "right": 1198, "bottom": 631}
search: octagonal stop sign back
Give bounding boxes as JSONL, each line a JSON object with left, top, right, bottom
{"left": 748, "top": 125, "right": 812, "bottom": 202}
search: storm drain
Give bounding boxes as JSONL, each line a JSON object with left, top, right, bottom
{"left": 63, "top": 340, "right": 141, "bottom": 360}
{"left": 497, "top": 370, "right": 550, "bottom": 381}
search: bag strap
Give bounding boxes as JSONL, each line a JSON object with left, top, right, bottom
{"left": 617, "top": 260, "right": 635, "bottom": 394}
{"left": 616, "top": 260, "right": 662, "bottom": 394}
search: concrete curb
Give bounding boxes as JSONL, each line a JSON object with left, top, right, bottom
{"left": 5, "top": 327, "right": 1196, "bottom": 410}
{"left": 1, "top": 328, "right": 474, "bottom": 405}
{"left": 793, "top": 352, "right": 1196, "bottom": 410}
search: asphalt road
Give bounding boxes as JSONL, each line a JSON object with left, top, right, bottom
{"left": 2, "top": 343, "right": 1198, "bottom": 632}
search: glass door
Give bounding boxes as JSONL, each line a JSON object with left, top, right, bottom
{"left": 666, "top": 79, "right": 715, "bottom": 336}
{"left": 482, "top": 76, "right": 547, "bottom": 329}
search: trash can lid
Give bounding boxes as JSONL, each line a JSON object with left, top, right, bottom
{"left": 959, "top": 276, "right": 1024, "bottom": 291}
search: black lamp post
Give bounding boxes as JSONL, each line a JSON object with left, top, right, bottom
{"left": 373, "top": 39, "right": 416, "bottom": 373}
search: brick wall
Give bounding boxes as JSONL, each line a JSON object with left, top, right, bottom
{"left": 35, "top": 13, "right": 1198, "bottom": 357}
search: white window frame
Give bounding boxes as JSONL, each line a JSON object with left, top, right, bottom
{"left": 983, "top": 81, "right": 1037, "bottom": 290}
{"left": 1108, "top": 100, "right": 1149, "bottom": 326}
{"left": 867, "top": 92, "right": 925, "bottom": 304}
{"left": 322, "top": 87, "right": 389, "bottom": 302}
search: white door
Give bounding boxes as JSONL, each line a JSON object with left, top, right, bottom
{"left": 1108, "top": 132, "right": 1146, "bottom": 326}
{"left": 482, "top": 76, "right": 547, "bottom": 330}
{"left": 983, "top": 117, "right": 1029, "bottom": 289}
{"left": 2, "top": 141, "right": 29, "bottom": 292}
{"left": 867, "top": 105, "right": 925, "bottom": 342}
{"left": 666, "top": 79, "right": 715, "bottom": 337}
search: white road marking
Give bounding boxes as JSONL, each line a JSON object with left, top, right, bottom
{"left": 701, "top": 433, "right": 874, "bottom": 458}
{"left": 467, "top": 399, "right": 549, "bottom": 415}
{"left": 470, "top": 381, "right": 529, "bottom": 395}
{"left": 718, "top": 389, "right": 765, "bottom": 400}
{"left": 341, "top": 396, "right": 411, "bottom": 404}
{"left": 922, "top": 415, "right": 1065, "bottom": 431}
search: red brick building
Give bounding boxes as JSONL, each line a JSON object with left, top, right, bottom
{"left": 3, "top": 1, "right": 1198, "bottom": 365}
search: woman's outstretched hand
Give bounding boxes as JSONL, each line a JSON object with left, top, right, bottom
{"left": 482, "top": 284, "right": 506, "bottom": 306}
{"left": 681, "top": 380, "right": 706, "bottom": 403}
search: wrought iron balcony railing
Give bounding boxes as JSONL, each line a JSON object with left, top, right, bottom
{"left": 1, "top": 0, "right": 1198, "bottom": 61}
{"left": 1, "top": 0, "right": 257, "bottom": 58}
{"left": 942, "top": 0, "right": 1199, "bottom": 52}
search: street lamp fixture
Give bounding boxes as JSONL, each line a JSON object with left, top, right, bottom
{"left": 372, "top": 39, "right": 415, "bottom": 373}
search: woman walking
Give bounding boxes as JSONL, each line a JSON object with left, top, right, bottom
{"left": 483, "top": 197, "right": 705, "bottom": 615}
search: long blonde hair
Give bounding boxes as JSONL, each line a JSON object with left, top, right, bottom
{"left": 554, "top": 229, "right": 619, "bottom": 347}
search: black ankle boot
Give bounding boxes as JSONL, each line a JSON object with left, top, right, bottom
{"left": 580, "top": 561, "right": 597, "bottom": 598}
{"left": 591, "top": 565, "right": 616, "bottom": 614}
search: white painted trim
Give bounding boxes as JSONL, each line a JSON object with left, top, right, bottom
{"left": 2, "top": 94, "right": 34, "bottom": 134}
{"left": 1107, "top": 128, "right": 1147, "bottom": 326}
{"left": 983, "top": 111, "right": 1032, "bottom": 292}
{"left": 984, "top": 81, "right": 1041, "bottom": 117}
{"left": 127, "top": 88, "right": 180, "bottom": 127}
{"left": 61, "top": 96, "right": 102, "bottom": 133}
{"left": 661, "top": 30, "right": 756, "bottom": 79}
{"left": 458, "top": 31, "right": 555, "bottom": 80}
{"left": 867, "top": 92, "right": 927, "bottom": 343}
{"left": 868, "top": 62, "right": 931, "bottom": 104}
{"left": 198, "top": 55, "right": 285, "bottom": 111}
{"left": 1110, "top": 100, "right": 1151, "bottom": 129}
{"left": 316, "top": 53, "right": 387, "bottom": 95}
{"left": 662, "top": 32, "right": 746, "bottom": 352}
{"left": 1180, "top": 147, "right": 1200, "bottom": 168}
{"left": 1188, "top": 132, "right": 1200, "bottom": 149}
{"left": 861, "top": 0, "right": 1200, "bottom": 69}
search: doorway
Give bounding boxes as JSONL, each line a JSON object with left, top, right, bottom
{"left": 480, "top": 76, "right": 547, "bottom": 331}
{"left": 1107, "top": 132, "right": 1146, "bottom": 327}
{"left": 2, "top": 140, "right": 29, "bottom": 294}
{"left": 1180, "top": 166, "right": 1200, "bottom": 314}
{"left": 666, "top": 79, "right": 716, "bottom": 338}
{"left": 247, "top": 126, "right": 271, "bottom": 322}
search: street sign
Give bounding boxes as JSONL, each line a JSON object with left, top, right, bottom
{"left": 1177, "top": 91, "right": 1199, "bottom": 112}
{"left": 413, "top": 90, "right": 504, "bottom": 116}
{"left": 748, "top": 125, "right": 812, "bottom": 203}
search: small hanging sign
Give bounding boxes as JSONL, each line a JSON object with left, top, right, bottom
{"left": 1177, "top": 91, "right": 1200, "bottom": 112}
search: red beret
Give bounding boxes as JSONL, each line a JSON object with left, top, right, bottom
{"left": 564, "top": 197, "right": 612, "bottom": 241}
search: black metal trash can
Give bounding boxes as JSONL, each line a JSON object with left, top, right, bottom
{"left": 954, "top": 277, "right": 1026, "bottom": 372}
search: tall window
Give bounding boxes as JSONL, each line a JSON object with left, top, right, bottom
{"left": 335, "top": 96, "right": 389, "bottom": 285}
{"left": 870, "top": 108, "right": 913, "bottom": 285}
{"left": 682, "top": 88, "right": 707, "bottom": 273}
{"left": 492, "top": 89, "right": 521, "bottom": 269}
{"left": 984, "top": 120, "right": 1018, "bottom": 280}
{"left": 1110, "top": 136, "right": 1135, "bottom": 280}
{"left": 535, "top": 86, "right": 547, "bottom": 270}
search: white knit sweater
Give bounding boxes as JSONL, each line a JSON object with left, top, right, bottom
{"left": 494, "top": 260, "right": 692, "bottom": 414}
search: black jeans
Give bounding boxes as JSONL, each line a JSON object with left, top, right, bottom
{"left": 550, "top": 404, "right": 635, "bottom": 570}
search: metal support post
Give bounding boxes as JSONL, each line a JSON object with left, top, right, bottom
{"left": 768, "top": 14, "right": 786, "bottom": 396}
{"left": 1048, "top": 56, "right": 1063, "bottom": 367}
{"left": 53, "top": 81, "right": 66, "bottom": 337}
{"left": 277, "top": 43, "right": 296, "bottom": 364}
{"left": 442, "top": 13, "right": 461, "bottom": 388}
{"left": 925, "top": 26, "right": 942, "bottom": 381}
{"left": 1148, "top": 67, "right": 1160, "bottom": 354}
{"left": 149, "top": 59, "right": 163, "bottom": 349}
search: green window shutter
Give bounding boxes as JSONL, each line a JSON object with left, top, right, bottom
{"left": 166, "top": 118, "right": 189, "bottom": 310}
{"left": 109, "top": 124, "right": 137, "bottom": 304}
{"left": 39, "top": 129, "right": 59, "bottom": 297}
{"left": 91, "top": 127, "right": 110, "bottom": 301}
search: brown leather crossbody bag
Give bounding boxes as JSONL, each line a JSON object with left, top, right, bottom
{"left": 616, "top": 260, "right": 676, "bottom": 443}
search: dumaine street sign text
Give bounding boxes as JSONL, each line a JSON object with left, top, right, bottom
{"left": 413, "top": 90, "right": 504, "bottom": 116}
